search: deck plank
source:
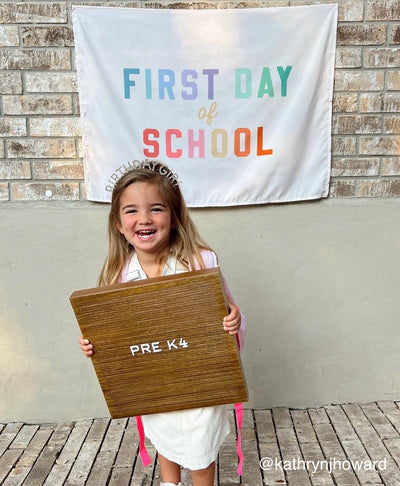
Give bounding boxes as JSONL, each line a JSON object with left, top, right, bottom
{"left": 85, "top": 418, "right": 127, "bottom": 486}
{"left": 0, "top": 423, "right": 23, "bottom": 457}
{"left": 0, "top": 449, "right": 23, "bottom": 484}
{"left": 8, "top": 425, "right": 39, "bottom": 450}
{"left": 3, "top": 425, "right": 55, "bottom": 486}
{"left": 292, "top": 410, "right": 335, "bottom": 486}
{"left": 108, "top": 417, "right": 138, "bottom": 486}
{"left": 324, "top": 405, "right": 358, "bottom": 441}
{"left": 43, "top": 419, "right": 92, "bottom": 486}
{"left": 64, "top": 418, "right": 109, "bottom": 486}
{"left": 313, "top": 421, "right": 360, "bottom": 486}
{"left": 256, "top": 409, "right": 287, "bottom": 486}
{"left": 241, "top": 409, "right": 264, "bottom": 486}
{"left": 23, "top": 423, "right": 74, "bottom": 486}
{"left": 377, "top": 402, "right": 400, "bottom": 436}
{"left": 274, "top": 412, "right": 312, "bottom": 486}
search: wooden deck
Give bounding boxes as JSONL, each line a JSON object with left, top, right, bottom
{"left": 2, "top": 401, "right": 400, "bottom": 485}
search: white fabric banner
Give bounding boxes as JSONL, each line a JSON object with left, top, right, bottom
{"left": 73, "top": 5, "right": 337, "bottom": 206}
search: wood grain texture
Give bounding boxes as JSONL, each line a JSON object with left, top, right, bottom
{"left": 70, "top": 268, "right": 248, "bottom": 418}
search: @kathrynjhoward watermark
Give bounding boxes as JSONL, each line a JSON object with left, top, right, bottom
{"left": 259, "top": 457, "right": 387, "bottom": 474}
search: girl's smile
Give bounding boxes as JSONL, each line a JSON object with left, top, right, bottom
{"left": 136, "top": 229, "right": 156, "bottom": 240}
{"left": 117, "top": 181, "right": 173, "bottom": 259}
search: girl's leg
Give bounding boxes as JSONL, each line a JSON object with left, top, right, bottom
{"left": 191, "top": 461, "right": 215, "bottom": 486}
{"left": 158, "top": 453, "right": 181, "bottom": 484}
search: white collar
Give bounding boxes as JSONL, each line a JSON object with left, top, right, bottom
{"left": 125, "top": 253, "right": 187, "bottom": 282}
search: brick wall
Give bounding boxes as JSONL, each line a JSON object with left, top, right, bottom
{"left": 0, "top": 0, "right": 399, "bottom": 202}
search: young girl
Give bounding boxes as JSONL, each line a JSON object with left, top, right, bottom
{"left": 79, "top": 160, "right": 245, "bottom": 486}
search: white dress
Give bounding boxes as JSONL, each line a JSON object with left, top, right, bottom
{"left": 121, "top": 250, "right": 246, "bottom": 470}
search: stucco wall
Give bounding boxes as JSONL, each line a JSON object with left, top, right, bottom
{"left": 1, "top": 199, "right": 399, "bottom": 422}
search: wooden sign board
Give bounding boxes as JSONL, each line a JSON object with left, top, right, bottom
{"left": 70, "top": 268, "right": 248, "bottom": 419}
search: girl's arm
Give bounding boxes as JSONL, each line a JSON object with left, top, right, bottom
{"left": 200, "top": 250, "right": 246, "bottom": 350}
{"left": 79, "top": 335, "right": 94, "bottom": 358}
{"left": 222, "top": 276, "right": 246, "bottom": 351}
{"left": 223, "top": 303, "right": 241, "bottom": 336}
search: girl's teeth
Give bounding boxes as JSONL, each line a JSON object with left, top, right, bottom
{"left": 137, "top": 230, "right": 155, "bottom": 239}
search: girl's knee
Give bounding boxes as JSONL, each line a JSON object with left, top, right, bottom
{"left": 191, "top": 461, "right": 215, "bottom": 485}
{"left": 193, "top": 467, "right": 211, "bottom": 477}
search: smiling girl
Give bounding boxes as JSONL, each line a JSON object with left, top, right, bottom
{"left": 79, "top": 160, "right": 245, "bottom": 486}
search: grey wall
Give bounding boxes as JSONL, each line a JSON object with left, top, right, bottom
{"left": 1, "top": 199, "right": 399, "bottom": 423}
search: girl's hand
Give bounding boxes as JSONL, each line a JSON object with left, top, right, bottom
{"left": 223, "top": 303, "right": 241, "bottom": 335}
{"left": 79, "top": 335, "right": 94, "bottom": 358}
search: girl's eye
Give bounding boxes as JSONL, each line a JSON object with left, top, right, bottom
{"left": 151, "top": 206, "right": 164, "bottom": 212}
{"left": 125, "top": 209, "right": 137, "bottom": 214}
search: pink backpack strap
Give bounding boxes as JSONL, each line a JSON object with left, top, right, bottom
{"left": 234, "top": 402, "right": 244, "bottom": 476}
{"left": 136, "top": 416, "right": 152, "bottom": 466}
{"left": 234, "top": 333, "right": 244, "bottom": 476}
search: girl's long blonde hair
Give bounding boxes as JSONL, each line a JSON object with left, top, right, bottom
{"left": 98, "top": 161, "right": 213, "bottom": 286}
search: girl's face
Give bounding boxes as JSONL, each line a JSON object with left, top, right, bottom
{"left": 117, "top": 181, "right": 173, "bottom": 259}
